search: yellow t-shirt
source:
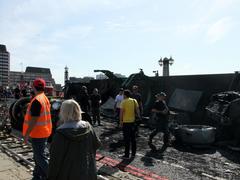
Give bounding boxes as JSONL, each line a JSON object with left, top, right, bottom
{"left": 120, "top": 98, "right": 139, "bottom": 123}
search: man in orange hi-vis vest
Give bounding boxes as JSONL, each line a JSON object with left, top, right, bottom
{"left": 23, "top": 78, "right": 52, "bottom": 180}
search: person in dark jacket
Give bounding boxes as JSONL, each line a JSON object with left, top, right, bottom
{"left": 48, "top": 99, "right": 101, "bottom": 180}
{"left": 77, "top": 86, "right": 90, "bottom": 113}
{"left": 90, "top": 88, "right": 101, "bottom": 126}
{"left": 148, "top": 92, "right": 170, "bottom": 151}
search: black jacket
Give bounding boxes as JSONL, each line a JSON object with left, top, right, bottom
{"left": 48, "top": 121, "right": 101, "bottom": 180}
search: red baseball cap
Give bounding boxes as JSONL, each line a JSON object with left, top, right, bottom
{"left": 33, "top": 78, "right": 46, "bottom": 88}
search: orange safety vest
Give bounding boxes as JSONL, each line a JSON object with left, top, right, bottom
{"left": 23, "top": 92, "right": 52, "bottom": 138}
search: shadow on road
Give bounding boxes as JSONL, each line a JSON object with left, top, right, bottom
{"left": 171, "top": 141, "right": 217, "bottom": 155}
{"left": 218, "top": 148, "right": 240, "bottom": 165}
{"left": 140, "top": 145, "right": 166, "bottom": 167}
{"left": 100, "top": 127, "right": 121, "bottom": 138}
{"left": 115, "top": 158, "right": 135, "bottom": 170}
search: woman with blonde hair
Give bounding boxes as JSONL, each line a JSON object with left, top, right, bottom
{"left": 48, "top": 99, "right": 101, "bottom": 180}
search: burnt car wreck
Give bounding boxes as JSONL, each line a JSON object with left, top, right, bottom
{"left": 206, "top": 91, "right": 240, "bottom": 148}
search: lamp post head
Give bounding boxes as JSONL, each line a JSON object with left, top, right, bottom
{"left": 158, "top": 56, "right": 174, "bottom": 76}
{"left": 158, "top": 57, "right": 174, "bottom": 66}
{"left": 169, "top": 56, "right": 174, "bottom": 65}
{"left": 158, "top": 57, "right": 163, "bottom": 66}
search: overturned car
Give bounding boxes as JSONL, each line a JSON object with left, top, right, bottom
{"left": 205, "top": 91, "right": 240, "bottom": 147}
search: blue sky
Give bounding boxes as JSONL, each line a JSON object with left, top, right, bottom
{"left": 0, "top": 0, "right": 239, "bottom": 85}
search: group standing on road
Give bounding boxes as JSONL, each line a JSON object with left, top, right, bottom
{"left": 23, "top": 79, "right": 102, "bottom": 180}
{"left": 22, "top": 78, "right": 171, "bottom": 179}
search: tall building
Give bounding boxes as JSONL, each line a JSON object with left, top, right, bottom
{"left": 9, "top": 66, "right": 55, "bottom": 88}
{"left": 0, "top": 44, "right": 10, "bottom": 87}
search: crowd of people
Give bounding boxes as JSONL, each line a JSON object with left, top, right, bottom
{"left": 0, "top": 83, "right": 31, "bottom": 101}
{"left": 22, "top": 78, "right": 170, "bottom": 180}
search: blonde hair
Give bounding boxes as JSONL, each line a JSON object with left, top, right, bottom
{"left": 59, "top": 99, "right": 82, "bottom": 123}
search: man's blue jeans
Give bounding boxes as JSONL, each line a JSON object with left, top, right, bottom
{"left": 31, "top": 138, "right": 49, "bottom": 180}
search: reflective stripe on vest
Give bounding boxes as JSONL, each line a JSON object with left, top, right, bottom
{"left": 23, "top": 93, "right": 52, "bottom": 138}
{"left": 25, "top": 111, "right": 51, "bottom": 117}
{"left": 24, "top": 119, "right": 52, "bottom": 126}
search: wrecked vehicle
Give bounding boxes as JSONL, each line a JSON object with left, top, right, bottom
{"left": 205, "top": 91, "right": 240, "bottom": 147}
{"left": 8, "top": 70, "right": 240, "bottom": 147}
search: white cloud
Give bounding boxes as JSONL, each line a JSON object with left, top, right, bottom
{"left": 206, "top": 17, "right": 233, "bottom": 43}
{"left": 1, "top": 0, "right": 239, "bottom": 84}
{"left": 50, "top": 25, "right": 94, "bottom": 43}
{"left": 0, "top": 20, "right": 44, "bottom": 48}
{"left": 177, "top": 23, "right": 202, "bottom": 34}
{"left": 211, "top": 0, "right": 237, "bottom": 12}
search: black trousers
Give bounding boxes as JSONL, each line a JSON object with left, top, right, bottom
{"left": 122, "top": 123, "right": 136, "bottom": 157}
{"left": 92, "top": 107, "right": 100, "bottom": 125}
{"left": 149, "top": 122, "right": 170, "bottom": 145}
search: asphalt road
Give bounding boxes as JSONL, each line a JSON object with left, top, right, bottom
{"left": 94, "top": 117, "right": 240, "bottom": 180}
{"left": 1, "top": 99, "right": 240, "bottom": 180}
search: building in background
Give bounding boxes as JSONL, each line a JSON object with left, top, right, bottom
{"left": 9, "top": 71, "right": 23, "bottom": 87}
{"left": 96, "top": 73, "right": 126, "bottom": 79}
{"left": 96, "top": 73, "right": 108, "bottom": 79}
{"left": 10, "top": 66, "right": 55, "bottom": 87}
{"left": 0, "top": 44, "right": 10, "bottom": 88}
{"left": 9, "top": 66, "right": 58, "bottom": 96}
{"left": 69, "top": 76, "right": 94, "bottom": 83}
{"left": 24, "top": 66, "right": 55, "bottom": 86}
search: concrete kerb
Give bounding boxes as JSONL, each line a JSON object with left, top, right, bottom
{"left": 0, "top": 149, "right": 139, "bottom": 180}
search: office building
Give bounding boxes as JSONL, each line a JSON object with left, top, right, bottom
{"left": 9, "top": 66, "right": 55, "bottom": 88}
{"left": 0, "top": 44, "right": 10, "bottom": 87}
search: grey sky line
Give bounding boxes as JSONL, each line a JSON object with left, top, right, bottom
{"left": 0, "top": 0, "right": 239, "bottom": 85}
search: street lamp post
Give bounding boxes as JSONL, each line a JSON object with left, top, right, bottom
{"left": 158, "top": 56, "right": 174, "bottom": 76}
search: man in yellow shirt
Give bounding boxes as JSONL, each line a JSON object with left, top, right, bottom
{"left": 120, "top": 89, "right": 141, "bottom": 159}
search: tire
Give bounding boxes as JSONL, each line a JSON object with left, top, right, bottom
{"left": 9, "top": 100, "right": 17, "bottom": 128}
{"left": 179, "top": 125, "right": 216, "bottom": 145}
{"left": 12, "top": 97, "right": 30, "bottom": 131}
